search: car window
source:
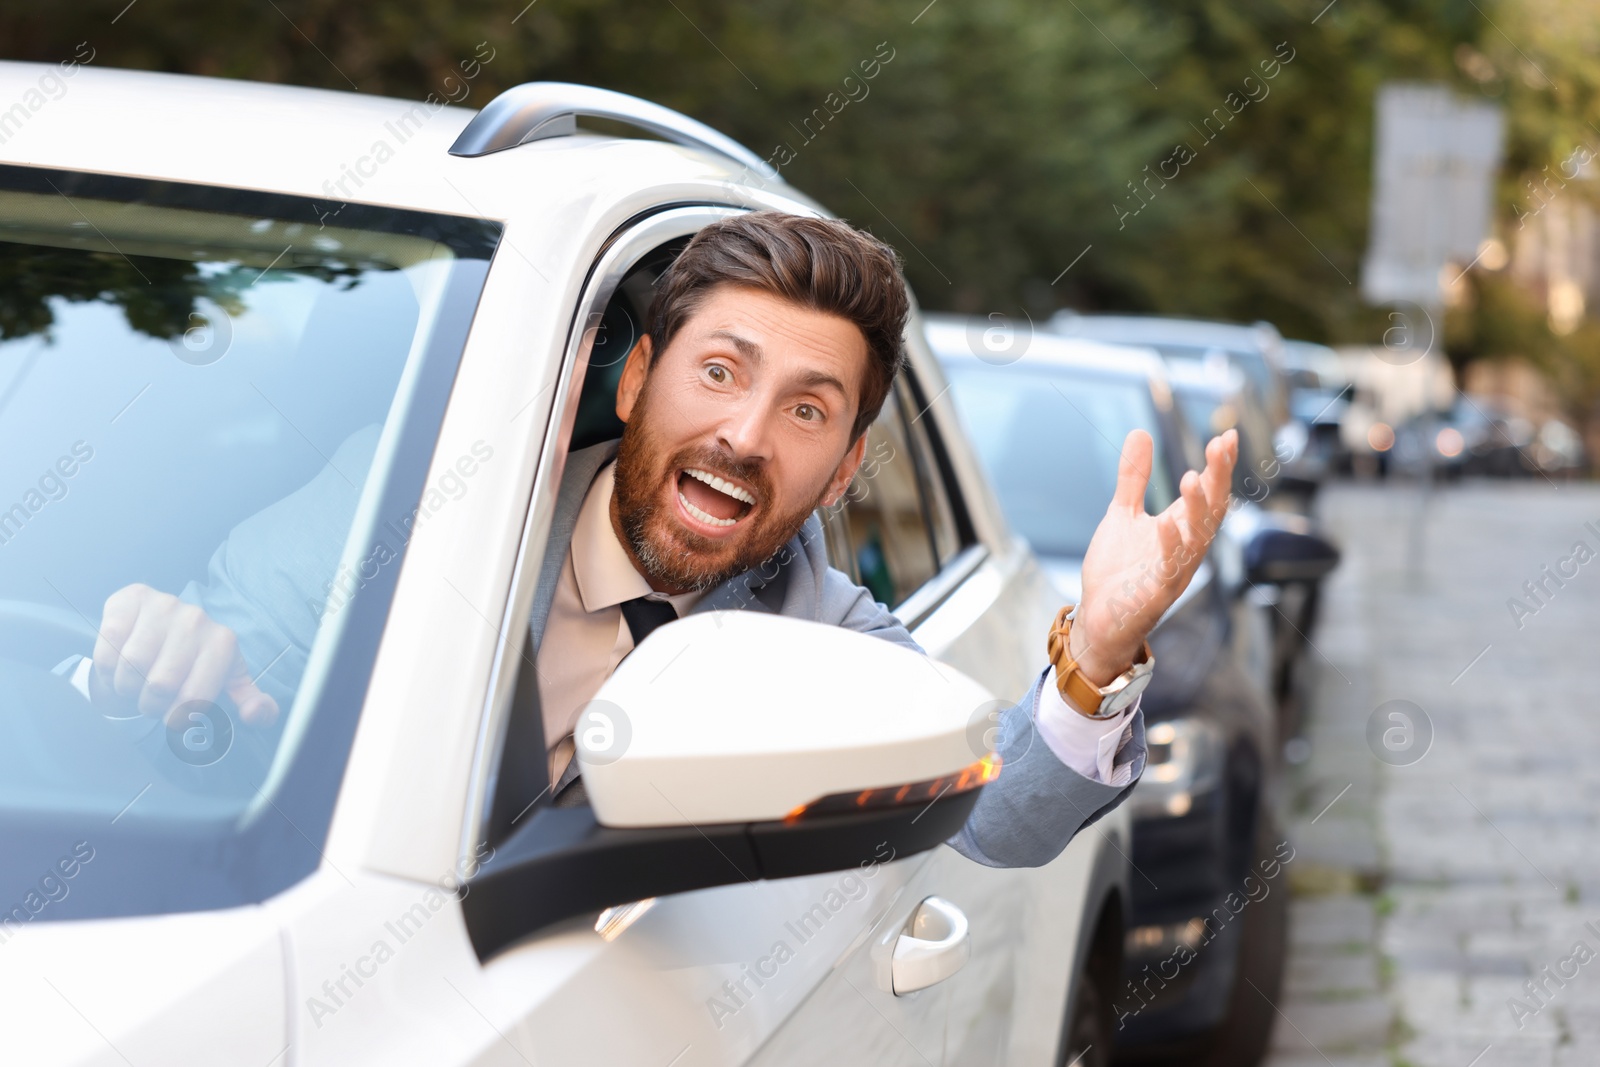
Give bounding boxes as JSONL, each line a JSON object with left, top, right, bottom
{"left": 822, "top": 380, "right": 956, "bottom": 609}
{"left": 1165, "top": 391, "right": 1209, "bottom": 475}
{"left": 481, "top": 213, "right": 739, "bottom": 845}
{"left": 0, "top": 164, "right": 498, "bottom": 918}
{"left": 1175, "top": 386, "right": 1275, "bottom": 496}
{"left": 941, "top": 361, "right": 1174, "bottom": 558}
{"left": 1156, "top": 344, "right": 1276, "bottom": 418}
{"left": 899, "top": 377, "right": 963, "bottom": 567}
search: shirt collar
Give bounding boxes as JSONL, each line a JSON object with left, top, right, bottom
{"left": 571, "top": 461, "right": 702, "bottom": 615}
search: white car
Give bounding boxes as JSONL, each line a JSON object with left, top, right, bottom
{"left": 0, "top": 63, "right": 1128, "bottom": 1066}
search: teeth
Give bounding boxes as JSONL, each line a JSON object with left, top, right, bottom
{"left": 684, "top": 468, "right": 755, "bottom": 505}
{"left": 679, "top": 492, "right": 737, "bottom": 527}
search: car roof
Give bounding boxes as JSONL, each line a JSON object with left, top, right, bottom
{"left": 1281, "top": 338, "right": 1348, "bottom": 379}
{"left": 922, "top": 312, "right": 1168, "bottom": 382}
{"left": 0, "top": 62, "right": 792, "bottom": 221}
{"left": 1047, "top": 312, "right": 1282, "bottom": 357}
{"left": 1161, "top": 355, "right": 1249, "bottom": 397}
{"left": 1282, "top": 339, "right": 1340, "bottom": 361}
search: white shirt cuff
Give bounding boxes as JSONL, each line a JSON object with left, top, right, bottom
{"left": 1033, "top": 666, "right": 1138, "bottom": 785}
{"left": 53, "top": 654, "right": 93, "bottom": 700}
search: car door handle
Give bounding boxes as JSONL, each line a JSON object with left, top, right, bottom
{"left": 890, "top": 896, "right": 971, "bottom": 995}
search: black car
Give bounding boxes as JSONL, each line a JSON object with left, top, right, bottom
{"left": 925, "top": 315, "right": 1328, "bottom": 1066}
{"left": 1391, "top": 397, "right": 1586, "bottom": 480}
{"left": 1163, "top": 359, "right": 1342, "bottom": 747}
{"left": 1281, "top": 339, "right": 1354, "bottom": 484}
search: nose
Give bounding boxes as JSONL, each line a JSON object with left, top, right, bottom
{"left": 715, "top": 394, "right": 773, "bottom": 464}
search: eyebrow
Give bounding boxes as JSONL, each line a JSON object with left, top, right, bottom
{"left": 795, "top": 368, "right": 849, "bottom": 399}
{"left": 708, "top": 330, "right": 762, "bottom": 364}
{"left": 706, "top": 330, "right": 850, "bottom": 401}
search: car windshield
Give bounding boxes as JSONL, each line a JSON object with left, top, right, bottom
{"left": 1152, "top": 344, "right": 1277, "bottom": 417}
{"left": 1173, "top": 386, "right": 1277, "bottom": 496}
{"left": 0, "top": 166, "right": 497, "bottom": 919}
{"left": 941, "top": 361, "right": 1174, "bottom": 558}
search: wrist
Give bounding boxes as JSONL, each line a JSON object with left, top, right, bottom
{"left": 1066, "top": 604, "right": 1135, "bottom": 687}
{"left": 1049, "top": 602, "right": 1157, "bottom": 721}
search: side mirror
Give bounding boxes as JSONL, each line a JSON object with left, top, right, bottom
{"left": 1245, "top": 523, "right": 1340, "bottom": 585}
{"left": 462, "top": 613, "right": 999, "bottom": 960}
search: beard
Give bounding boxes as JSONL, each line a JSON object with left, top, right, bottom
{"left": 611, "top": 382, "right": 826, "bottom": 594}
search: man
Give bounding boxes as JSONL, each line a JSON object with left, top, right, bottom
{"left": 83, "top": 212, "right": 1237, "bottom": 868}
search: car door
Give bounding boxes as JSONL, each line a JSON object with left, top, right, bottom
{"left": 808, "top": 330, "right": 1105, "bottom": 1067}
{"left": 445, "top": 204, "right": 959, "bottom": 1067}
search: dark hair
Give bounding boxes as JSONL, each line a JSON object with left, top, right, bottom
{"left": 646, "top": 211, "right": 910, "bottom": 440}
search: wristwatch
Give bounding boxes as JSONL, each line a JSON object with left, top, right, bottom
{"left": 1046, "top": 604, "right": 1154, "bottom": 720}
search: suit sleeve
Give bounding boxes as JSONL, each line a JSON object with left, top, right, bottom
{"left": 945, "top": 672, "right": 1145, "bottom": 868}
{"left": 177, "top": 424, "right": 382, "bottom": 710}
{"left": 823, "top": 567, "right": 1147, "bottom": 868}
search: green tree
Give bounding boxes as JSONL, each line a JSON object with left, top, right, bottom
{"left": 0, "top": 0, "right": 1498, "bottom": 347}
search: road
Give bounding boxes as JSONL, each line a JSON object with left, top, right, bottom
{"left": 1261, "top": 479, "right": 1600, "bottom": 1067}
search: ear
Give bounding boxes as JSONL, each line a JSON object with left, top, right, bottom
{"left": 614, "top": 334, "right": 654, "bottom": 424}
{"left": 821, "top": 433, "right": 869, "bottom": 508}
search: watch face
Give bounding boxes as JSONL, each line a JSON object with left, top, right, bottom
{"left": 1104, "top": 670, "right": 1153, "bottom": 715}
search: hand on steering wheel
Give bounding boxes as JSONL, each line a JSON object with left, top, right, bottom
{"left": 91, "top": 584, "right": 279, "bottom": 727}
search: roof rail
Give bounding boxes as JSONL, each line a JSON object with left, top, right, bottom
{"left": 448, "top": 81, "right": 777, "bottom": 179}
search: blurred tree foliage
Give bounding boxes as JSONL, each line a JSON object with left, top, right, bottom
{"left": 2, "top": 0, "right": 1581, "bottom": 355}
{"left": 1440, "top": 0, "right": 1600, "bottom": 429}
{"left": 0, "top": 240, "right": 361, "bottom": 346}
{"left": 1451, "top": 273, "right": 1600, "bottom": 411}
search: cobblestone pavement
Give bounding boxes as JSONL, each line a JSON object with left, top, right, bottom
{"left": 1262, "top": 479, "right": 1600, "bottom": 1067}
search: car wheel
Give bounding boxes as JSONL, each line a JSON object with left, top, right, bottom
{"left": 1061, "top": 911, "right": 1119, "bottom": 1067}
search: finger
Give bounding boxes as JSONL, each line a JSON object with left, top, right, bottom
{"left": 1200, "top": 430, "right": 1238, "bottom": 517}
{"left": 224, "top": 667, "right": 280, "bottom": 727}
{"left": 1177, "top": 467, "right": 1211, "bottom": 543}
{"left": 1152, "top": 498, "right": 1185, "bottom": 562}
{"left": 1111, "top": 429, "right": 1155, "bottom": 510}
{"left": 170, "top": 622, "right": 237, "bottom": 715}
{"left": 112, "top": 596, "right": 174, "bottom": 704}
{"left": 138, "top": 603, "right": 213, "bottom": 718}
{"left": 92, "top": 584, "right": 145, "bottom": 691}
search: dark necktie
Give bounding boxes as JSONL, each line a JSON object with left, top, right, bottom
{"left": 620, "top": 596, "right": 678, "bottom": 647}
{"left": 551, "top": 596, "right": 680, "bottom": 804}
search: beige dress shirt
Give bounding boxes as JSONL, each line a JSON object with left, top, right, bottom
{"left": 535, "top": 461, "right": 700, "bottom": 784}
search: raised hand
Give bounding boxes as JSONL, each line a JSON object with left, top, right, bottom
{"left": 1068, "top": 428, "right": 1238, "bottom": 684}
{"left": 91, "top": 583, "right": 280, "bottom": 727}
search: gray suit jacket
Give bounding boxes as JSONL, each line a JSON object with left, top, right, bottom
{"left": 532, "top": 441, "right": 1146, "bottom": 868}
{"left": 189, "top": 428, "right": 1143, "bottom": 869}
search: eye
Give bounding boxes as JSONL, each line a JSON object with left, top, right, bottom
{"left": 706, "top": 364, "right": 729, "bottom": 384}
{"left": 795, "top": 403, "right": 820, "bottom": 423}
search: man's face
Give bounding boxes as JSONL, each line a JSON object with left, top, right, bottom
{"left": 610, "top": 284, "right": 870, "bottom": 594}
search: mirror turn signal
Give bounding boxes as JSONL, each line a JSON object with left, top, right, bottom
{"left": 784, "top": 753, "right": 1002, "bottom": 822}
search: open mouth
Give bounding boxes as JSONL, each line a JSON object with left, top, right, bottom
{"left": 675, "top": 467, "right": 756, "bottom": 530}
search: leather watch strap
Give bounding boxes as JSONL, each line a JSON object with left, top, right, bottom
{"left": 1046, "top": 604, "right": 1151, "bottom": 718}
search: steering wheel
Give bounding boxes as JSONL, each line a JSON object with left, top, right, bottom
{"left": 0, "top": 598, "right": 264, "bottom": 797}
{"left": 0, "top": 599, "right": 100, "bottom": 668}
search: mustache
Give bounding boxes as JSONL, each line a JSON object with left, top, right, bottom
{"left": 669, "top": 446, "right": 769, "bottom": 505}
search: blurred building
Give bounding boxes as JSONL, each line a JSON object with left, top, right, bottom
{"left": 1507, "top": 154, "right": 1599, "bottom": 335}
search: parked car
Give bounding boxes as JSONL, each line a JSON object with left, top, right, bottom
{"left": 1391, "top": 396, "right": 1588, "bottom": 480}
{"left": 925, "top": 315, "right": 1302, "bottom": 1067}
{"left": 1280, "top": 340, "right": 1354, "bottom": 485}
{"left": 1048, "top": 313, "right": 1293, "bottom": 433}
{"left": 0, "top": 66, "right": 1127, "bottom": 1066}
{"left": 1162, "top": 359, "right": 1342, "bottom": 748}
